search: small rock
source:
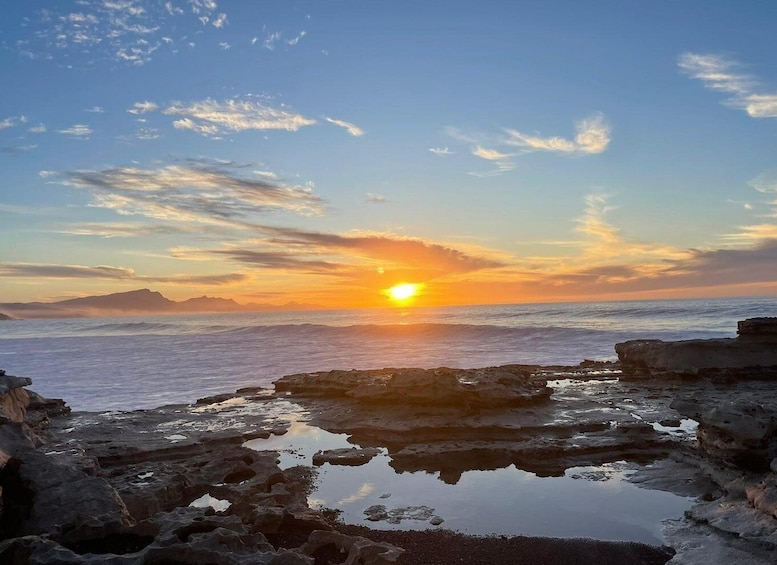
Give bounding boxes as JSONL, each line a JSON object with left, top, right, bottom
{"left": 312, "top": 447, "right": 381, "bottom": 466}
{"left": 364, "top": 505, "right": 388, "bottom": 522}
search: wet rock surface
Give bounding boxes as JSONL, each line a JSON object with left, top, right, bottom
{"left": 275, "top": 366, "right": 552, "bottom": 407}
{"left": 615, "top": 316, "right": 777, "bottom": 376}
{"left": 2, "top": 320, "right": 777, "bottom": 563}
{"left": 312, "top": 447, "right": 382, "bottom": 467}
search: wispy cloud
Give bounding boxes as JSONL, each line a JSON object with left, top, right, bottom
{"left": 212, "top": 13, "right": 227, "bottom": 29}
{"left": 1, "top": 144, "right": 38, "bottom": 154}
{"left": 0, "top": 262, "right": 245, "bottom": 286}
{"left": 679, "top": 52, "right": 777, "bottom": 118}
{"left": 263, "top": 31, "right": 281, "bottom": 51}
{"left": 250, "top": 226, "right": 506, "bottom": 276}
{"left": 366, "top": 193, "right": 387, "bottom": 204}
{"left": 574, "top": 192, "right": 690, "bottom": 264}
{"left": 162, "top": 98, "right": 317, "bottom": 137}
{"left": 288, "top": 30, "right": 307, "bottom": 46}
{"left": 575, "top": 193, "right": 620, "bottom": 245}
{"left": 324, "top": 117, "right": 364, "bottom": 136}
{"left": 85, "top": 106, "right": 105, "bottom": 113}
{"left": 748, "top": 171, "right": 777, "bottom": 194}
{"left": 45, "top": 159, "right": 324, "bottom": 225}
{"left": 133, "top": 127, "right": 161, "bottom": 140}
{"left": 0, "top": 263, "right": 136, "bottom": 280}
{"left": 60, "top": 222, "right": 200, "bottom": 238}
{"left": 469, "top": 146, "right": 516, "bottom": 176}
{"left": 723, "top": 171, "right": 777, "bottom": 243}
{"left": 448, "top": 114, "right": 610, "bottom": 176}
{"left": 163, "top": 226, "right": 510, "bottom": 303}
{"left": 28, "top": 124, "right": 47, "bottom": 134}
{"left": 16, "top": 1, "right": 228, "bottom": 66}
{"left": 57, "top": 124, "right": 93, "bottom": 138}
{"left": 503, "top": 114, "right": 611, "bottom": 154}
{"left": 128, "top": 101, "right": 159, "bottom": 114}
{"left": 0, "top": 115, "right": 27, "bottom": 130}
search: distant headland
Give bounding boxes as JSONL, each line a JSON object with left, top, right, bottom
{"left": 0, "top": 288, "right": 321, "bottom": 320}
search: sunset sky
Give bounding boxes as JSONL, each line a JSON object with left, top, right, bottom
{"left": 1, "top": 1, "right": 777, "bottom": 308}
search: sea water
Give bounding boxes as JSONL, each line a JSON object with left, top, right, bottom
{"left": 0, "top": 296, "right": 774, "bottom": 411}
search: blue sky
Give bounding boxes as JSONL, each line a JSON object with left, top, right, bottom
{"left": 1, "top": 1, "right": 776, "bottom": 307}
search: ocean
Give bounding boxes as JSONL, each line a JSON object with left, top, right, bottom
{"left": 1, "top": 296, "right": 775, "bottom": 412}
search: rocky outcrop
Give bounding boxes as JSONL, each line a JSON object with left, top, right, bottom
{"left": 0, "top": 370, "right": 404, "bottom": 564}
{"left": 275, "top": 365, "right": 552, "bottom": 407}
{"left": 737, "top": 317, "right": 777, "bottom": 339}
{"left": 615, "top": 317, "right": 777, "bottom": 376}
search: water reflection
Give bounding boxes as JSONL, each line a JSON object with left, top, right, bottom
{"left": 245, "top": 420, "right": 692, "bottom": 544}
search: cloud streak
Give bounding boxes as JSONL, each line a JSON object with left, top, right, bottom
{"left": 324, "top": 117, "right": 364, "bottom": 136}
{"left": 251, "top": 226, "right": 506, "bottom": 277}
{"left": 0, "top": 116, "right": 27, "bottom": 130}
{"left": 503, "top": 114, "right": 611, "bottom": 154}
{"left": 0, "top": 262, "right": 245, "bottom": 286}
{"left": 162, "top": 98, "right": 317, "bottom": 137}
{"left": 57, "top": 124, "right": 93, "bottom": 138}
{"left": 45, "top": 160, "right": 325, "bottom": 226}
{"left": 679, "top": 53, "right": 777, "bottom": 118}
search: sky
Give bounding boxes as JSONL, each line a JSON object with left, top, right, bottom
{"left": 1, "top": 0, "right": 777, "bottom": 309}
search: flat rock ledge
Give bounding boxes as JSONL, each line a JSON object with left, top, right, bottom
{"left": 616, "top": 317, "right": 777, "bottom": 376}
{"left": 275, "top": 366, "right": 552, "bottom": 407}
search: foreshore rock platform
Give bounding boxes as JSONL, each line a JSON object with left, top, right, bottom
{"left": 1, "top": 317, "right": 777, "bottom": 564}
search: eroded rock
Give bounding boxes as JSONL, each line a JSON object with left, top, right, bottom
{"left": 312, "top": 447, "right": 381, "bottom": 467}
{"left": 299, "top": 530, "right": 403, "bottom": 565}
{"left": 275, "top": 366, "right": 552, "bottom": 408}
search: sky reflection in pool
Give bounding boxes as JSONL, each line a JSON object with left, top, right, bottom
{"left": 245, "top": 420, "right": 692, "bottom": 545}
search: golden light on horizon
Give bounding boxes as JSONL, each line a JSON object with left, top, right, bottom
{"left": 385, "top": 283, "right": 421, "bottom": 303}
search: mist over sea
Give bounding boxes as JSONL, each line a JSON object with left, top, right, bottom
{"left": 1, "top": 297, "right": 775, "bottom": 412}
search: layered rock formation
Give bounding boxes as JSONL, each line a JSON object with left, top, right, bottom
{"left": 613, "top": 319, "right": 777, "bottom": 564}
{"left": 615, "top": 316, "right": 777, "bottom": 376}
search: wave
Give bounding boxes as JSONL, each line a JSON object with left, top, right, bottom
{"left": 78, "top": 321, "right": 215, "bottom": 335}
{"left": 79, "top": 320, "right": 727, "bottom": 344}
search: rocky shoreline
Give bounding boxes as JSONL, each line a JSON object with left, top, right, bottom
{"left": 1, "top": 318, "right": 776, "bottom": 563}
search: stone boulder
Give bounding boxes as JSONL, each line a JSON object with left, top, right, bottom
{"left": 312, "top": 447, "right": 381, "bottom": 467}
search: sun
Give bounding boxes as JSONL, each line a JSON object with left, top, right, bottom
{"left": 386, "top": 283, "right": 421, "bottom": 302}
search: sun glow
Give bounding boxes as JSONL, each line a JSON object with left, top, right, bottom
{"left": 386, "top": 283, "right": 421, "bottom": 302}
